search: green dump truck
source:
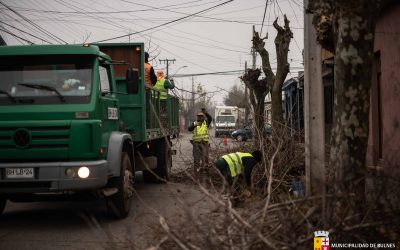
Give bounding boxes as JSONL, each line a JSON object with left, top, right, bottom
{"left": 0, "top": 43, "right": 179, "bottom": 218}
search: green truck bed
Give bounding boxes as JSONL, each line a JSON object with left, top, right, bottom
{"left": 96, "top": 43, "right": 179, "bottom": 142}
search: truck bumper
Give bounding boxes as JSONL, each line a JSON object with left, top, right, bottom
{"left": 0, "top": 160, "right": 108, "bottom": 194}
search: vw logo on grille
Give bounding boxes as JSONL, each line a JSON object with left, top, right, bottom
{"left": 13, "top": 128, "right": 31, "bottom": 148}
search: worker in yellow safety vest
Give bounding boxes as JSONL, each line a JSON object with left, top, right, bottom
{"left": 153, "top": 70, "right": 175, "bottom": 100}
{"left": 216, "top": 150, "right": 262, "bottom": 202}
{"left": 144, "top": 52, "right": 157, "bottom": 88}
{"left": 188, "top": 112, "right": 212, "bottom": 173}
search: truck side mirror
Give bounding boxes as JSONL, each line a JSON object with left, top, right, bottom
{"left": 126, "top": 68, "right": 139, "bottom": 94}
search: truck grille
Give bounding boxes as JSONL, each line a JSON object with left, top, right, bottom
{"left": 0, "top": 125, "right": 70, "bottom": 150}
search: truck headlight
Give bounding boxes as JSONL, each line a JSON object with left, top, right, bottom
{"left": 77, "top": 166, "right": 90, "bottom": 179}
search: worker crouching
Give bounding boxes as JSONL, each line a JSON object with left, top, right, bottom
{"left": 216, "top": 150, "right": 262, "bottom": 205}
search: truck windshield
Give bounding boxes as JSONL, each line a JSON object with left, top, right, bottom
{"left": 216, "top": 116, "right": 235, "bottom": 123}
{"left": 0, "top": 55, "right": 93, "bottom": 105}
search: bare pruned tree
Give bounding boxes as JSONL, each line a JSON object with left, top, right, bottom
{"left": 241, "top": 15, "right": 293, "bottom": 142}
{"left": 253, "top": 15, "right": 293, "bottom": 126}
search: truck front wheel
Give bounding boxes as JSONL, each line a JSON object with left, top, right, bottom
{"left": 107, "top": 152, "right": 134, "bottom": 219}
{"left": 0, "top": 198, "right": 6, "bottom": 216}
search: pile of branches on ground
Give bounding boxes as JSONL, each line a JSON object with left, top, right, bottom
{"left": 156, "top": 126, "right": 399, "bottom": 249}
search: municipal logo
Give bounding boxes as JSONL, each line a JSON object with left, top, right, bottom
{"left": 314, "top": 230, "right": 330, "bottom": 250}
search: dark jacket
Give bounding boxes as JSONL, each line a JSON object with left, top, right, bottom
{"left": 149, "top": 66, "right": 157, "bottom": 86}
{"left": 216, "top": 155, "right": 257, "bottom": 186}
{"left": 204, "top": 112, "right": 212, "bottom": 128}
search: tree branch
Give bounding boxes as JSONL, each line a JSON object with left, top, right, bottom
{"left": 252, "top": 31, "right": 275, "bottom": 86}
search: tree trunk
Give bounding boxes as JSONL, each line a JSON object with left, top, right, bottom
{"left": 329, "top": 9, "right": 377, "bottom": 201}
{"left": 254, "top": 91, "right": 266, "bottom": 137}
{"left": 241, "top": 69, "right": 268, "bottom": 144}
{"left": 271, "top": 82, "right": 283, "bottom": 124}
{"left": 309, "top": 0, "right": 388, "bottom": 219}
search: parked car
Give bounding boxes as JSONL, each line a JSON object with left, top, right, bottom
{"left": 231, "top": 123, "right": 272, "bottom": 141}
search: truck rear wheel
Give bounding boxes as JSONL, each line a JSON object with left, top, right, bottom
{"left": 0, "top": 198, "right": 6, "bottom": 216}
{"left": 107, "top": 152, "right": 134, "bottom": 219}
{"left": 143, "top": 138, "right": 171, "bottom": 183}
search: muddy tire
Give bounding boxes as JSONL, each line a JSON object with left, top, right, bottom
{"left": 237, "top": 135, "right": 243, "bottom": 142}
{"left": 107, "top": 152, "right": 134, "bottom": 219}
{"left": 143, "top": 138, "right": 171, "bottom": 183}
{"left": 0, "top": 198, "right": 6, "bottom": 216}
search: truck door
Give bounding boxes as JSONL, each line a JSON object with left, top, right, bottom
{"left": 99, "top": 65, "right": 119, "bottom": 132}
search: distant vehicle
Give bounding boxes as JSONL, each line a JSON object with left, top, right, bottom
{"left": 231, "top": 123, "right": 272, "bottom": 141}
{"left": 214, "top": 106, "right": 239, "bottom": 137}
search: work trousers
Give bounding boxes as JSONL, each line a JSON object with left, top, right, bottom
{"left": 216, "top": 159, "right": 242, "bottom": 203}
{"left": 192, "top": 141, "right": 209, "bottom": 173}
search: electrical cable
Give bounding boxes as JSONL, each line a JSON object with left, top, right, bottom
{"left": 0, "top": 9, "right": 32, "bottom": 43}
{"left": 275, "top": 0, "right": 302, "bottom": 54}
{"left": 260, "top": 0, "right": 269, "bottom": 35}
{"left": 0, "top": 1, "right": 66, "bottom": 44}
{"left": 0, "top": 27, "right": 34, "bottom": 44}
{"left": 93, "top": 0, "right": 234, "bottom": 43}
{"left": 0, "top": 20, "right": 52, "bottom": 43}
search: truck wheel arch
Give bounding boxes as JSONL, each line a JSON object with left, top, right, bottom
{"left": 107, "top": 132, "right": 134, "bottom": 177}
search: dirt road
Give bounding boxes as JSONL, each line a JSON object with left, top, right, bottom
{"left": 0, "top": 131, "right": 241, "bottom": 250}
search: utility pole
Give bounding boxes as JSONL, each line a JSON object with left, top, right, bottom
{"left": 159, "top": 58, "right": 176, "bottom": 78}
{"left": 244, "top": 61, "right": 249, "bottom": 124}
{"left": 191, "top": 76, "right": 195, "bottom": 111}
{"left": 304, "top": 0, "right": 325, "bottom": 209}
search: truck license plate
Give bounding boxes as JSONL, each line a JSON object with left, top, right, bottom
{"left": 5, "top": 168, "right": 34, "bottom": 179}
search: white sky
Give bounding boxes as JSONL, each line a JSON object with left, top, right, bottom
{"left": 0, "top": 0, "right": 304, "bottom": 105}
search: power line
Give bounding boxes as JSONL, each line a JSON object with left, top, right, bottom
{"left": 2, "top": 0, "right": 207, "bottom": 15}
{"left": 0, "top": 20, "right": 52, "bottom": 43}
{"left": 274, "top": 0, "right": 303, "bottom": 54}
{"left": 260, "top": 0, "right": 269, "bottom": 35}
{"left": 0, "top": 27, "right": 34, "bottom": 44}
{"left": 121, "top": 0, "right": 259, "bottom": 26}
{"left": 174, "top": 70, "right": 244, "bottom": 77}
{"left": 93, "top": 0, "right": 234, "bottom": 43}
{"left": 30, "top": 0, "right": 80, "bottom": 43}
{"left": 0, "top": 7, "right": 35, "bottom": 43}
{"left": 0, "top": 1, "right": 66, "bottom": 44}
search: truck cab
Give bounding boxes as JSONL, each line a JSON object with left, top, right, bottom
{"left": 0, "top": 44, "right": 179, "bottom": 218}
{"left": 214, "top": 106, "right": 239, "bottom": 137}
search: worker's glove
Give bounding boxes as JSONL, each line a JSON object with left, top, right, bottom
{"left": 242, "top": 189, "right": 252, "bottom": 198}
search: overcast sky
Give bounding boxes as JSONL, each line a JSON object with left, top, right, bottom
{"left": 0, "top": 0, "right": 304, "bottom": 105}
